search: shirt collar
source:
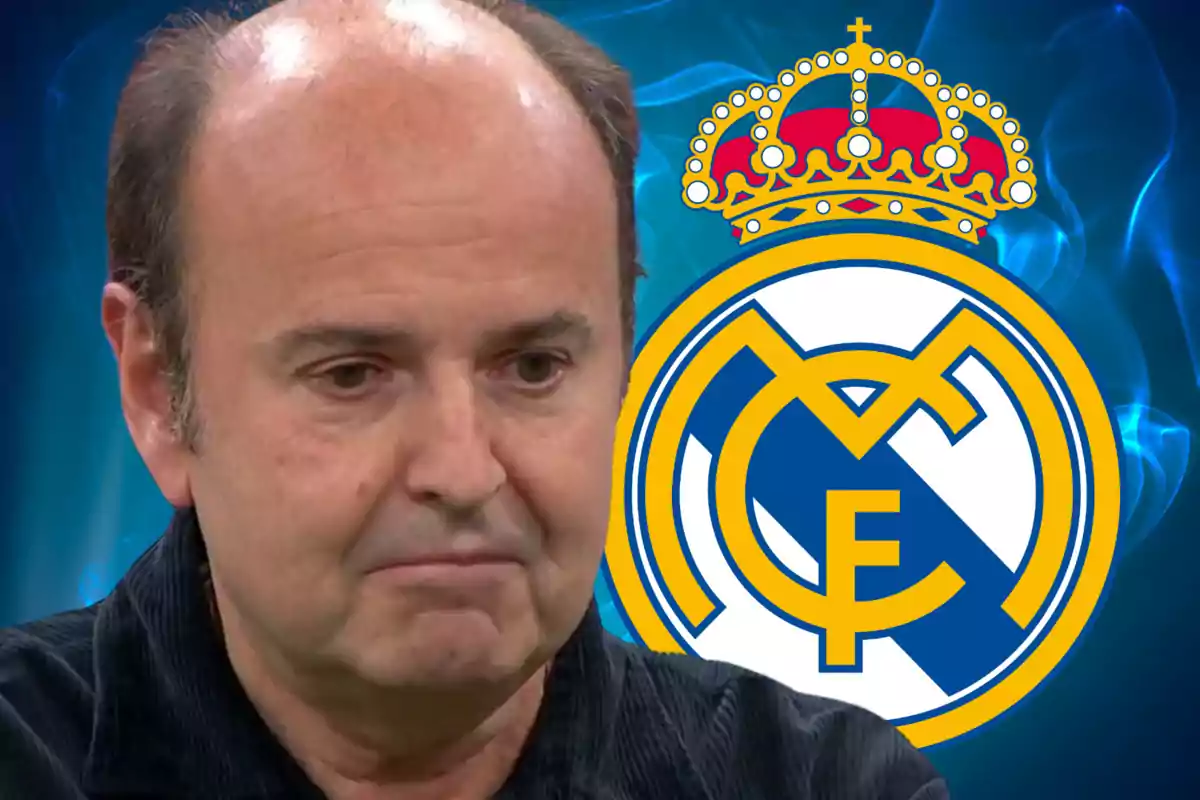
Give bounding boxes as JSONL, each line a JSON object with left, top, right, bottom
{"left": 83, "top": 508, "right": 621, "bottom": 799}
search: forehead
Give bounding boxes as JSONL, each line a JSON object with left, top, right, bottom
{"left": 178, "top": 3, "right": 619, "bottom": 332}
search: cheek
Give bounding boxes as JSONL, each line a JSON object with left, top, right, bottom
{"left": 191, "top": 371, "right": 392, "bottom": 586}
{"left": 222, "top": 430, "right": 385, "bottom": 547}
{"left": 193, "top": 413, "right": 394, "bottom": 645}
{"left": 502, "top": 405, "right": 619, "bottom": 570}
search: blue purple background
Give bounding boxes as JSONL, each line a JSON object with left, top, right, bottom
{"left": 1, "top": 0, "right": 1197, "bottom": 796}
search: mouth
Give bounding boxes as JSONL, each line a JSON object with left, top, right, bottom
{"left": 365, "top": 551, "right": 524, "bottom": 575}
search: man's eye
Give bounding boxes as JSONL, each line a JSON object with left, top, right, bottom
{"left": 501, "top": 351, "right": 568, "bottom": 389}
{"left": 314, "top": 362, "right": 386, "bottom": 394}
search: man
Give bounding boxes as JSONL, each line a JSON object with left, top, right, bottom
{"left": 0, "top": 0, "right": 949, "bottom": 797}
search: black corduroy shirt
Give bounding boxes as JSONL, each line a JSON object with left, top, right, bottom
{"left": 0, "top": 509, "right": 949, "bottom": 799}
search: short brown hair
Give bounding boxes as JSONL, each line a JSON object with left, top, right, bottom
{"left": 106, "top": 0, "right": 642, "bottom": 445}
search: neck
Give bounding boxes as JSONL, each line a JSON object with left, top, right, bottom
{"left": 213, "top": 592, "right": 546, "bottom": 800}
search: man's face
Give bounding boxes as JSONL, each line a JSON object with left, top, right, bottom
{"left": 170, "top": 14, "right": 624, "bottom": 688}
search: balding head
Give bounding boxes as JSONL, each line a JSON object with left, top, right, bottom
{"left": 219, "top": 0, "right": 540, "bottom": 75}
{"left": 190, "top": 0, "right": 610, "bottom": 278}
{"left": 106, "top": 0, "right": 640, "bottom": 443}
{"left": 211, "top": 0, "right": 572, "bottom": 115}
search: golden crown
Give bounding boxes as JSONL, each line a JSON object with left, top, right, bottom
{"left": 680, "top": 18, "right": 1038, "bottom": 245}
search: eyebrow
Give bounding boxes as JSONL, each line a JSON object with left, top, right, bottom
{"left": 269, "top": 325, "right": 418, "bottom": 363}
{"left": 491, "top": 310, "right": 593, "bottom": 351}
{"left": 268, "top": 310, "right": 593, "bottom": 362}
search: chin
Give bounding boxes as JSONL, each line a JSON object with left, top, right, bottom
{"left": 353, "top": 608, "right": 542, "bottom": 688}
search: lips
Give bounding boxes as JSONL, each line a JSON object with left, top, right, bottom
{"left": 364, "top": 549, "right": 522, "bottom": 573}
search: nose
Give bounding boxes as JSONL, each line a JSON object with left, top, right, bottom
{"left": 401, "top": 369, "right": 506, "bottom": 515}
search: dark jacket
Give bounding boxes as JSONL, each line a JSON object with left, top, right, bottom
{"left": 0, "top": 509, "right": 949, "bottom": 799}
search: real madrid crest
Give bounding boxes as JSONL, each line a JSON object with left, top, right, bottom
{"left": 604, "top": 19, "right": 1122, "bottom": 747}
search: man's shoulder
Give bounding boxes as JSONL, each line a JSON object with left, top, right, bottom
{"left": 0, "top": 605, "right": 102, "bottom": 794}
{"left": 0, "top": 605, "right": 101, "bottom": 694}
{"left": 605, "top": 634, "right": 949, "bottom": 799}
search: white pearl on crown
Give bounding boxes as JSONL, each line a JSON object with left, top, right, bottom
{"left": 762, "top": 145, "right": 785, "bottom": 169}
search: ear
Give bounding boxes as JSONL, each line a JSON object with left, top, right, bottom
{"left": 101, "top": 282, "right": 194, "bottom": 507}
